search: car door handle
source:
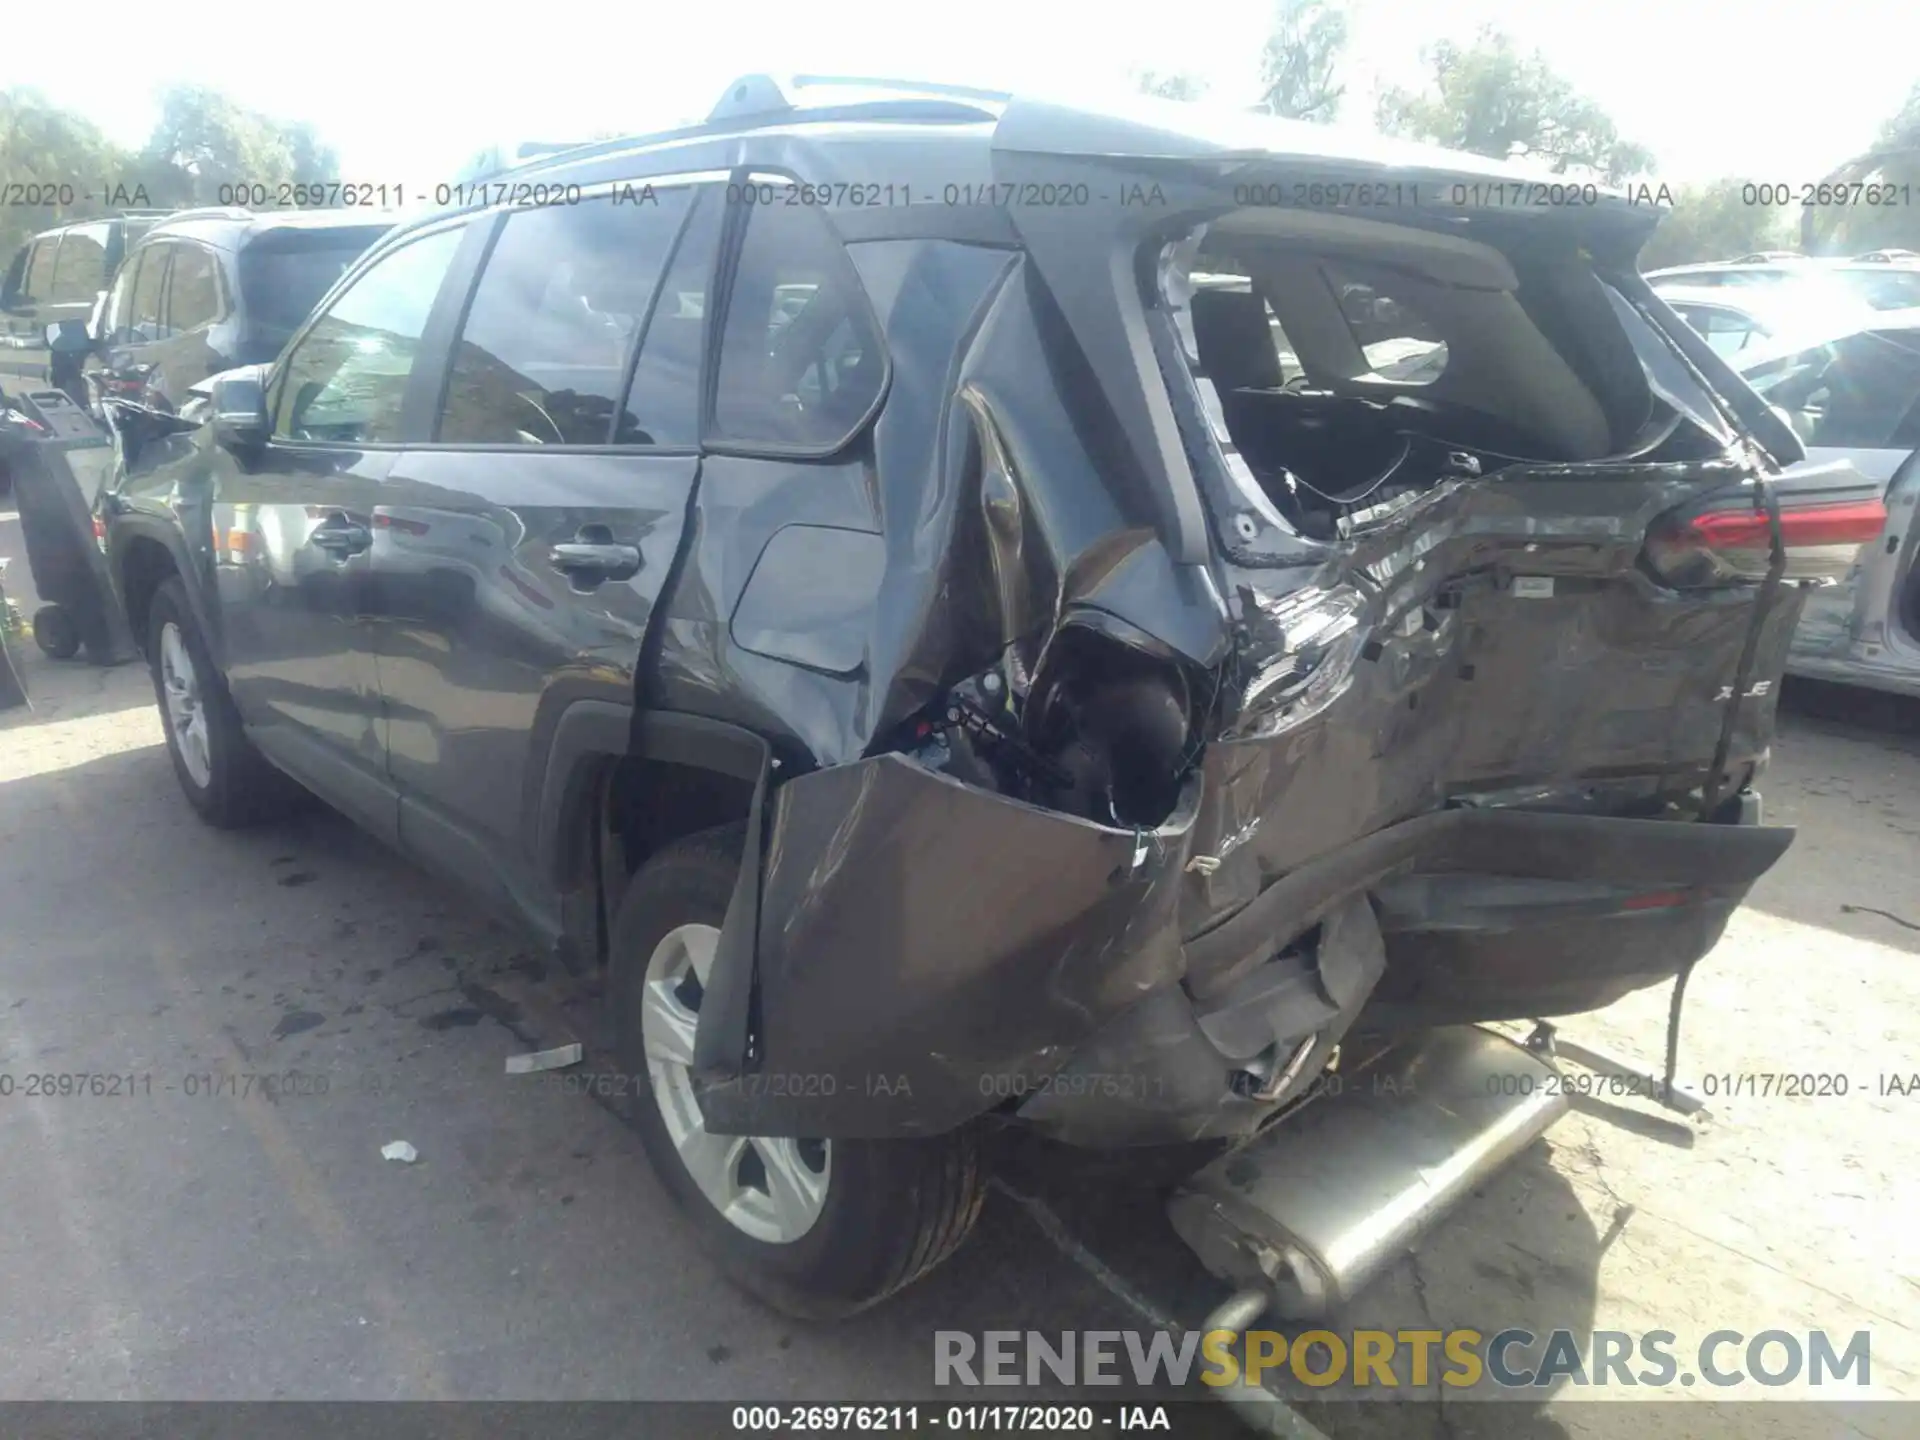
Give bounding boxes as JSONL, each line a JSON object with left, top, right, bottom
{"left": 311, "top": 519, "right": 371, "bottom": 556}
{"left": 549, "top": 540, "right": 642, "bottom": 582}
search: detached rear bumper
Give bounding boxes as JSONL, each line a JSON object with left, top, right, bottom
{"left": 694, "top": 752, "right": 1792, "bottom": 1144}
{"left": 1019, "top": 806, "right": 1791, "bottom": 1147}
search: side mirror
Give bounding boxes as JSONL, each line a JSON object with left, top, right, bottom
{"left": 209, "top": 368, "right": 271, "bottom": 454}
{"left": 45, "top": 319, "right": 95, "bottom": 355}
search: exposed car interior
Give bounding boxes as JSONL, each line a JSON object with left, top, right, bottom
{"left": 1174, "top": 209, "right": 1712, "bottom": 539}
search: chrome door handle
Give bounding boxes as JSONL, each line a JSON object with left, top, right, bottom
{"left": 549, "top": 540, "right": 642, "bottom": 582}
{"left": 311, "top": 519, "right": 371, "bottom": 556}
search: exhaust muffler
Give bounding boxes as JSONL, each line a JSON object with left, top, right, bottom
{"left": 1168, "top": 1026, "right": 1567, "bottom": 1319}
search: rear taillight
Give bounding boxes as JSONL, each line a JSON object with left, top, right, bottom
{"left": 1646, "top": 495, "right": 1886, "bottom": 587}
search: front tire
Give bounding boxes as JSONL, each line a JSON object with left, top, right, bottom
{"left": 610, "top": 824, "right": 986, "bottom": 1318}
{"left": 146, "top": 576, "right": 302, "bottom": 827}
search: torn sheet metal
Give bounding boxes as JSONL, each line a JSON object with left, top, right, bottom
{"left": 695, "top": 755, "right": 1200, "bottom": 1139}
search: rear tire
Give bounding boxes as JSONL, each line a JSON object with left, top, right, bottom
{"left": 146, "top": 576, "right": 303, "bottom": 827}
{"left": 31, "top": 605, "right": 80, "bottom": 660}
{"left": 609, "top": 824, "right": 986, "bottom": 1318}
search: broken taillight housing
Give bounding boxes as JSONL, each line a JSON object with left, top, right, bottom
{"left": 1230, "top": 585, "right": 1368, "bottom": 739}
{"left": 1644, "top": 493, "right": 1887, "bottom": 588}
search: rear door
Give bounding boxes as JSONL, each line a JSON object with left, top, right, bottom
{"left": 93, "top": 242, "right": 173, "bottom": 410}
{"left": 148, "top": 239, "right": 226, "bottom": 407}
{"left": 368, "top": 179, "right": 713, "bottom": 915}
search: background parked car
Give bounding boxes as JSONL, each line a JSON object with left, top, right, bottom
{"left": 1734, "top": 310, "right": 1920, "bottom": 698}
{"left": 1649, "top": 257, "right": 1920, "bottom": 311}
{"left": 82, "top": 207, "right": 396, "bottom": 416}
{"left": 0, "top": 213, "right": 167, "bottom": 411}
{"left": 1656, "top": 282, "right": 1873, "bottom": 360}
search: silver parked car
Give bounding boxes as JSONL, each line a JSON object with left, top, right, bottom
{"left": 1655, "top": 282, "right": 1873, "bottom": 361}
{"left": 1649, "top": 258, "right": 1920, "bottom": 312}
{"left": 1731, "top": 310, "right": 1920, "bottom": 697}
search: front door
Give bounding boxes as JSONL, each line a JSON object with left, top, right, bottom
{"left": 210, "top": 219, "right": 473, "bottom": 843}
{"left": 366, "top": 181, "right": 712, "bottom": 913}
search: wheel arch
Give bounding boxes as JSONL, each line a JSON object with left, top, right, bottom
{"left": 535, "top": 702, "right": 772, "bottom": 975}
{"left": 113, "top": 524, "right": 207, "bottom": 663}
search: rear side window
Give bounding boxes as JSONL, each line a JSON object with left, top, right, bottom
{"left": 1841, "top": 268, "right": 1920, "bottom": 311}
{"left": 274, "top": 225, "right": 465, "bottom": 444}
{"left": 1747, "top": 331, "right": 1920, "bottom": 449}
{"left": 711, "top": 194, "right": 884, "bottom": 449}
{"left": 239, "top": 228, "right": 392, "bottom": 348}
{"left": 1675, "top": 305, "right": 1766, "bottom": 359}
{"left": 23, "top": 240, "right": 59, "bottom": 302}
{"left": 436, "top": 191, "right": 691, "bottom": 446}
{"left": 167, "top": 244, "right": 222, "bottom": 331}
{"left": 128, "top": 247, "right": 169, "bottom": 343}
{"left": 49, "top": 225, "right": 109, "bottom": 303}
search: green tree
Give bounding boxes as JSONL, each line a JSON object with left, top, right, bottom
{"left": 1256, "top": 0, "right": 1349, "bottom": 121}
{"left": 1135, "top": 71, "right": 1210, "bottom": 103}
{"left": 1376, "top": 27, "right": 1655, "bottom": 183}
{"left": 1637, "top": 180, "right": 1789, "bottom": 271}
{"left": 140, "top": 84, "right": 340, "bottom": 205}
{"left": 1809, "top": 82, "right": 1920, "bottom": 255}
{"left": 0, "top": 87, "right": 137, "bottom": 259}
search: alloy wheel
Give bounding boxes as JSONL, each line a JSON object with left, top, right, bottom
{"left": 641, "top": 922, "right": 831, "bottom": 1244}
{"left": 158, "top": 621, "right": 212, "bottom": 788}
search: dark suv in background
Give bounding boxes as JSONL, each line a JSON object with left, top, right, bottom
{"left": 104, "top": 75, "right": 1845, "bottom": 1320}
{"left": 84, "top": 207, "right": 395, "bottom": 414}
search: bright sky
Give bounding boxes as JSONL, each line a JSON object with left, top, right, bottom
{"left": 5, "top": 0, "right": 1911, "bottom": 191}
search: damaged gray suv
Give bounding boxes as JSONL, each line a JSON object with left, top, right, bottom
{"left": 104, "top": 76, "right": 1871, "bottom": 1318}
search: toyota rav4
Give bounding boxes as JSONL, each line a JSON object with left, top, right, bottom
{"left": 102, "top": 76, "right": 1862, "bottom": 1319}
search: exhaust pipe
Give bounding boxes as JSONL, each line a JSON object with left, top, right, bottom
{"left": 1168, "top": 1026, "right": 1568, "bottom": 1319}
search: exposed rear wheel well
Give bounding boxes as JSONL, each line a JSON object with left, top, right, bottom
{"left": 606, "top": 756, "right": 755, "bottom": 880}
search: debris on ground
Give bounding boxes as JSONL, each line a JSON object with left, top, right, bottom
{"left": 505, "top": 1043, "right": 583, "bottom": 1075}
{"left": 380, "top": 1140, "right": 419, "bottom": 1164}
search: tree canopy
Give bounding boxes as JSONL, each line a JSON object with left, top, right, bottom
{"left": 0, "top": 84, "right": 339, "bottom": 261}
{"left": 1256, "top": 0, "right": 1349, "bottom": 121}
{"left": 1375, "top": 28, "right": 1655, "bottom": 184}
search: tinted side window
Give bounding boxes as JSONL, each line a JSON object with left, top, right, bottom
{"left": 103, "top": 255, "right": 137, "bottom": 342}
{"left": 1680, "top": 305, "right": 1765, "bottom": 359}
{"left": 618, "top": 188, "right": 721, "bottom": 445}
{"left": 273, "top": 226, "right": 465, "bottom": 444}
{"left": 24, "top": 240, "right": 59, "bottom": 302}
{"left": 1802, "top": 331, "right": 1920, "bottom": 449}
{"left": 712, "top": 194, "right": 884, "bottom": 448}
{"left": 50, "top": 225, "right": 109, "bottom": 303}
{"left": 436, "top": 191, "right": 690, "bottom": 446}
{"left": 167, "top": 244, "right": 222, "bottom": 331}
{"left": 128, "top": 247, "right": 169, "bottom": 343}
{"left": 1844, "top": 269, "right": 1920, "bottom": 311}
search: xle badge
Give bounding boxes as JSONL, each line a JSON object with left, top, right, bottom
{"left": 1715, "top": 680, "right": 1775, "bottom": 701}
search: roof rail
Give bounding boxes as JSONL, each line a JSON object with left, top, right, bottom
{"left": 154, "top": 206, "right": 254, "bottom": 224}
{"left": 116, "top": 209, "right": 176, "bottom": 219}
{"left": 707, "top": 73, "right": 1010, "bottom": 124}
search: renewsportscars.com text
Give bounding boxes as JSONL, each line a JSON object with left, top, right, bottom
{"left": 935, "top": 1327, "right": 1872, "bottom": 1390}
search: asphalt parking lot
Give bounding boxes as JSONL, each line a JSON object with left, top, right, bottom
{"left": 4, "top": 514, "right": 1920, "bottom": 1433}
